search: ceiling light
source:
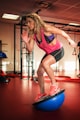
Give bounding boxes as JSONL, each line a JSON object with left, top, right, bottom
{"left": 2, "top": 13, "right": 19, "bottom": 20}
{"left": 37, "top": 1, "right": 51, "bottom": 9}
{"left": 69, "top": 23, "right": 80, "bottom": 26}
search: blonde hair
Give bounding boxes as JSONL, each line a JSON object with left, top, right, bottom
{"left": 26, "top": 13, "right": 46, "bottom": 34}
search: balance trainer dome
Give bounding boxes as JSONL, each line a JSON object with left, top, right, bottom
{"left": 33, "top": 89, "right": 65, "bottom": 111}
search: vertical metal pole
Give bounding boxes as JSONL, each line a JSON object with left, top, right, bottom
{"left": 27, "top": 53, "right": 30, "bottom": 80}
{"left": 14, "top": 24, "right": 16, "bottom": 73}
{"left": 0, "top": 40, "right": 2, "bottom": 70}
{"left": 77, "top": 48, "right": 80, "bottom": 77}
{"left": 20, "top": 21, "right": 23, "bottom": 79}
{"left": 31, "top": 51, "right": 34, "bottom": 80}
{"left": 77, "top": 42, "right": 80, "bottom": 77}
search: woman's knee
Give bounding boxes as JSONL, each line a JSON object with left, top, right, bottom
{"left": 37, "top": 68, "right": 44, "bottom": 76}
{"left": 41, "top": 60, "right": 49, "bottom": 69}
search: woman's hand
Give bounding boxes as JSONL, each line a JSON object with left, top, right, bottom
{"left": 68, "top": 39, "right": 77, "bottom": 48}
{"left": 21, "top": 30, "right": 30, "bottom": 43}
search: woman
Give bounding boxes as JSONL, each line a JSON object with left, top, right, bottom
{"left": 22, "top": 13, "right": 77, "bottom": 101}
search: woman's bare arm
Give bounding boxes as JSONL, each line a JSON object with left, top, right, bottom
{"left": 21, "top": 30, "right": 35, "bottom": 53}
{"left": 45, "top": 24, "right": 77, "bottom": 48}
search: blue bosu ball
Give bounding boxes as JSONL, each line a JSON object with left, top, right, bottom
{"left": 33, "top": 89, "right": 65, "bottom": 111}
{"left": 0, "top": 51, "right": 7, "bottom": 58}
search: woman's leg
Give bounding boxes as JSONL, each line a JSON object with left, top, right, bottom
{"left": 35, "top": 48, "right": 64, "bottom": 100}
{"left": 41, "top": 47, "right": 64, "bottom": 85}
{"left": 41, "top": 54, "right": 60, "bottom": 95}
{"left": 37, "top": 63, "right": 45, "bottom": 94}
{"left": 35, "top": 63, "right": 47, "bottom": 101}
{"left": 36, "top": 53, "right": 56, "bottom": 94}
{"left": 41, "top": 54, "right": 56, "bottom": 84}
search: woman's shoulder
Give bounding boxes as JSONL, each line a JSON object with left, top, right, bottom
{"left": 44, "top": 24, "right": 54, "bottom": 31}
{"left": 43, "top": 24, "right": 55, "bottom": 34}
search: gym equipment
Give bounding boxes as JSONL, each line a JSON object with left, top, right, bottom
{"left": 77, "top": 41, "right": 80, "bottom": 77}
{"left": 0, "top": 76, "right": 10, "bottom": 83}
{"left": 0, "top": 40, "right": 7, "bottom": 58}
{"left": 14, "top": 23, "right": 34, "bottom": 79}
{"left": 33, "top": 89, "right": 65, "bottom": 111}
{"left": 0, "top": 40, "right": 8, "bottom": 83}
{"left": 0, "top": 70, "right": 10, "bottom": 83}
{"left": 0, "top": 51, "right": 7, "bottom": 58}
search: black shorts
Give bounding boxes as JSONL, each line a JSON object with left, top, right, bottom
{"left": 41, "top": 47, "right": 64, "bottom": 62}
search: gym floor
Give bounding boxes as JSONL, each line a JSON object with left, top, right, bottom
{"left": 0, "top": 76, "right": 80, "bottom": 120}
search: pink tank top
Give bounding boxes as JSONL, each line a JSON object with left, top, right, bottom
{"left": 34, "top": 29, "right": 62, "bottom": 54}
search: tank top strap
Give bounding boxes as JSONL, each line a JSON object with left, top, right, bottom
{"left": 40, "top": 28, "right": 45, "bottom": 40}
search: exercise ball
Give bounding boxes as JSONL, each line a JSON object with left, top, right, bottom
{"left": 0, "top": 51, "right": 7, "bottom": 58}
{"left": 33, "top": 89, "right": 65, "bottom": 111}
